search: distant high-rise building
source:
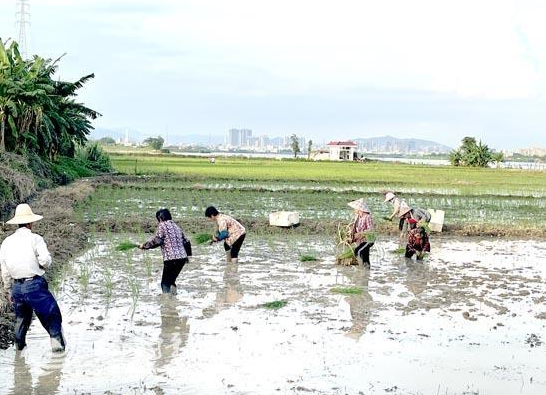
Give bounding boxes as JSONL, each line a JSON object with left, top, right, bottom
{"left": 227, "top": 128, "right": 253, "bottom": 148}
{"left": 228, "top": 129, "right": 240, "bottom": 147}
{"left": 240, "top": 129, "right": 252, "bottom": 146}
{"left": 259, "top": 135, "right": 269, "bottom": 149}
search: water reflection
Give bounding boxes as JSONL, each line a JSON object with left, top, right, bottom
{"left": 10, "top": 351, "right": 65, "bottom": 395}
{"left": 342, "top": 267, "right": 373, "bottom": 340}
{"left": 202, "top": 262, "right": 242, "bottom": 317}
{"left": 154, "top": 300, "right": 190, "bottom": 372}
{"left": 405, "top": 261, "right": 430, "bottom": 297}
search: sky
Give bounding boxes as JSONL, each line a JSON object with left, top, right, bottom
{"left": 1, "top": 0, "right": 546, "bottom": 149}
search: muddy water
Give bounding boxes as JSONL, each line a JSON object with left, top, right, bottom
{"left": 0, "top": 235, "right": 545, "bottom": 395}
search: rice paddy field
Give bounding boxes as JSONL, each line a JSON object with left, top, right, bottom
{"left": 81, "top": 155, "right": 546, "bottom": 231}
{"left": 1, "top": 154, "right": 545, "bottom": 394}
{"left": 0, "top": 234, "right": 545, "bottom": 395}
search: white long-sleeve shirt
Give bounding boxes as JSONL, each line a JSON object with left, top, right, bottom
{"left": 0, "top": 227, "right": 52, "bottom": 291}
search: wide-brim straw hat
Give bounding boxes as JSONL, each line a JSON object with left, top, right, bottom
{"left": 348, "top": 198, "right": 370, "bottom": 213}
{"left": 384, "top": 192, "right": 395, "bottom": 202}
{"left": 398, "top": 203, "right": 411, "bottom": 217}
{"left": 6, "top": 204, "right": 43, "bottom": 225}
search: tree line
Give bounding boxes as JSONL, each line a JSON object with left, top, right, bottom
{"left": 0, "top": 39, "right": 99, "bottom": 159}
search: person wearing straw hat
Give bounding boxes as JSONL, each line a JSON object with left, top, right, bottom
{"left": 399, "top": 204, "right": 431, "bottom": 230}
{"left": 348, "top": 198, "right": 375, "bottom": 267}
{"left": 405, "top": 226, "right": 430, "bottom": 260}
{"left": 0, "top": 204, "right": 65, "bottom": 352}
{"left": 384, "top": 192, "right": 407, "bottom": 236}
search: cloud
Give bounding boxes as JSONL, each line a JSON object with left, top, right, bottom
{"left": 1, "top": 0, "right": 546, "bottom": 148}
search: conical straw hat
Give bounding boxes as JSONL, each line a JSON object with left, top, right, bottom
{"left": 384, "top": 192, "right": 395, "bottom": 202}
{"left": 347, "top": 198, "right": 370, "bottom": 213}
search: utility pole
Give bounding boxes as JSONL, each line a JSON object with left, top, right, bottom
{"left": 15, "top": 0, "right": 30, "bottom": 58}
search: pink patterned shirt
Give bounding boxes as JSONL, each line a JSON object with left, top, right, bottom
{"left": 350, "top": 213, "right": 374, "bottom": 244}
{"left": 142, "top": 220, "right": 188, "bottom": 261}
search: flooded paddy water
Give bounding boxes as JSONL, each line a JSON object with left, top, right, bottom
{"left": 0, "top": 234, "right": 545, "bottom": 395}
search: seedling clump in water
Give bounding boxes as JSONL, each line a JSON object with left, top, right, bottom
{"left": 330, "top": 287, "right": 362, "bottom": 295}
{"left": 391, "top": 248, "right": 406, "bottom": 254}
{"left": 299, "top": 255, "right": 317, "bottom": 262}
{"left": 261, "top": 300, "right": 287, "bottom": 309}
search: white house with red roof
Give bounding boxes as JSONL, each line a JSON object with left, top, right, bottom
{"left": 326, "top": 141, "right": 357, "bottom": 161}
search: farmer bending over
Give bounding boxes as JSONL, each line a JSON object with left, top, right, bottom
{"left": 384, "top": 192, "right": 408, "bottom": 247}
{"left": 140, "top": 209, "right": 189, "bottom": 295}
{"left": 205, "top": 206, "right": 246, "bottom": 264}
{"left": 399, "top": 204, "right": 431, "bottom": 230}
{"left": 0, "top": 204, "right": 66, "bottom": 352}
{"left": 405, "top": 226, "right": 430, "bottom": 260}
{"left": 348, "top": 198, "right": 375, "bottom": 267}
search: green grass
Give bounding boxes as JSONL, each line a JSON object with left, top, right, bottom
{"left": 299, "top": 254, "right": 318, "bottom": 261}
{"left": 261, "top": 300, "right": 287, "bottom": 309}
{"left": 330, "top": 287, "right": 363, "bottom": 295}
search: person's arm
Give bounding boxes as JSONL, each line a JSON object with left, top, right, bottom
{"left": 34, "top": 235, "right": 52, "bottom": 269}
{"left": 140, "top": 223, "right": 165, "bottom": 249}
{"left": 0, "top": 245, "right": 13, "bottom": 292}
{"left": 213, "top": 217, "right": 229, "bottom": 241}
{"left": 422, "top": 234, "right": 431, "bottom": 252}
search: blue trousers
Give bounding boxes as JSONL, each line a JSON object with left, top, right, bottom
{"left": 11, "top": 276, "right": 64, "bottom": 350}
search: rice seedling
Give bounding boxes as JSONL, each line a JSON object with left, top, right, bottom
{"left": 194, "top": 233, "right": 213, "bottom": 244}
{"left": 102, "top": 268, "right": 114, "bottom": 303}
{"left": 391, "top": 247, "right": 406, "bottom": 254}
{"left": 261, "top": 300, "right": 287, "bottom": 309}
{"left": 299, "top": 254, "right": 318, "bottom": 262}
{"left": 144, "top": 258, "right": 153, "bottom": 277}
{"left": 330, "top": 287, "right": 363, "bottom": 295}
{"left": 128, "top": 275, "right": 140, "bottom": 316}
{"left": 78, "top": 262, "right": 90, "bottom": 292}
{"left": 115, "top": 241, "right": 139, "bottom": 251}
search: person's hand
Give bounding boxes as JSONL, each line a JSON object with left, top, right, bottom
{"left": 138, "top": 243, "right": 145, "bottom": 249}
{"left": 212, "top": 235, "right": 218, "bottom": 242}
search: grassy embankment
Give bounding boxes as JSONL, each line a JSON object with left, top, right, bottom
{"left": 72, "top": 154, "right": 546, "bottom": 237}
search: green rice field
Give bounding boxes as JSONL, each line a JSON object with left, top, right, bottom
{"left": 73, "top": 154, "right": 546, "bottom": 232}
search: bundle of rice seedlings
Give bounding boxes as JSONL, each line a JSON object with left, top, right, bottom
{"left": 364, "top": 231, "right": 377, "bottom": 243}
{"left": 335, "top": 223, "right": 357, "bottom": 265}
{"left": 336, "top": 248, "right": 357, "bottom": 266}
{"left": 194, "top": 233, "right": 213, "bottom": 244}
{"left": 115, "top": 241, "right": 139, "bottom": 251}
{"left": 299, "top": 254, "right": 317, "bottom": 262}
